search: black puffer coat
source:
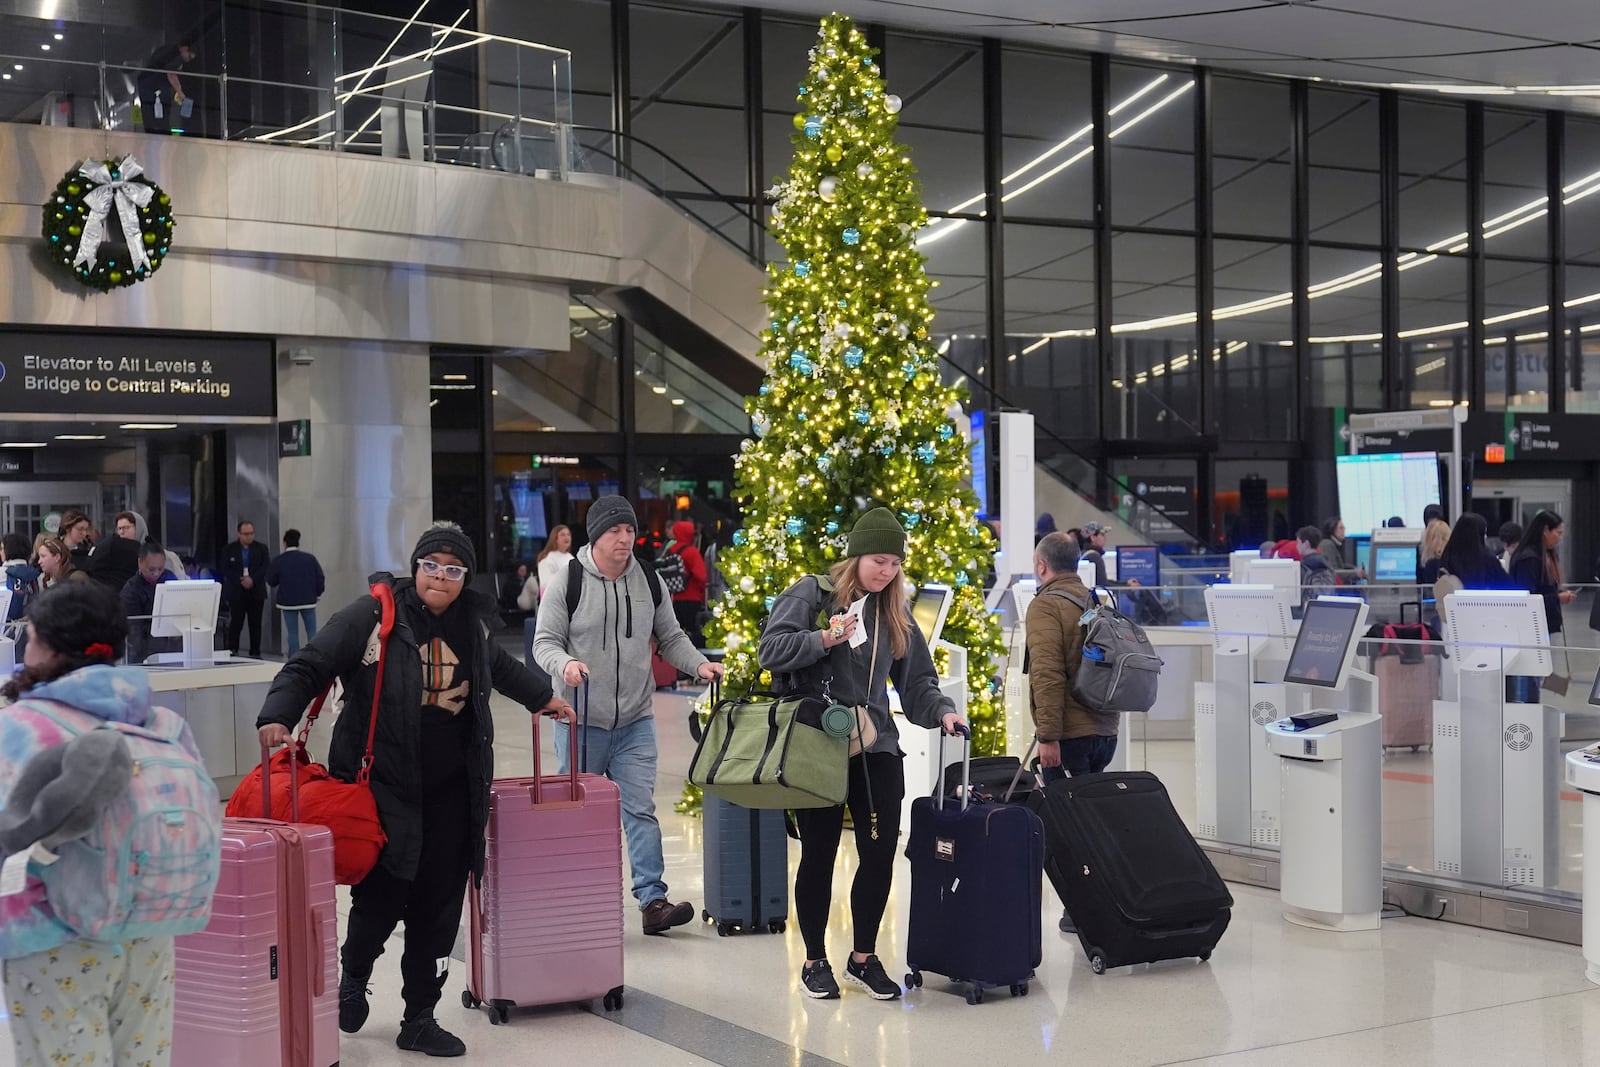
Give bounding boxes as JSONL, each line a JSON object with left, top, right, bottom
{"left": 257, "top": 577, "right": 553, "bottom": 883}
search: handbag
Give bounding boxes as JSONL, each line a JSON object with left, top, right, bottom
{"left": 227, "top": 582, "right": 395, "bottom": 885}
{"left": 688, "top": 682, "right": 850, "bottom": 809}
{"left": 846, "top": 611, "right": 881, "bottom": 758}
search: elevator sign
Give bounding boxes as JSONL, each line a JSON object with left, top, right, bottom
{"left": 0, "top": 331, "right": 274, "bottom": 418}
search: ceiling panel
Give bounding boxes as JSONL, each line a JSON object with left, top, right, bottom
{"left": 1316, "top": 0, "right": 1600, "bottom": 43}
{"left": 1375, "top": 44, "right": 1600, "bottom": 86}
{"left": 1078, "top": 7, "right": 1524, "bottom": 60}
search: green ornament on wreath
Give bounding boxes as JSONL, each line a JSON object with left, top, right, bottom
{"left": 40, "top": 155, "right": 175, "bottom": 293}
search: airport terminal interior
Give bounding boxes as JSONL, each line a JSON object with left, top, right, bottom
{"left": 13, "top": 0, "right": 1600, "bottom": 1064}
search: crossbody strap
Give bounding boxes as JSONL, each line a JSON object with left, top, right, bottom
{"left": 358, "top": 583, "right": 396, "bottom": 785}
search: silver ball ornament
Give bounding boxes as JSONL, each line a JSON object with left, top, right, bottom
{"left": 885, "top": 94, "right": 903, "bottom": 114}
{"left": 739, "top": 575, "right": 756, "bottom": 593}
{"left": 856, "top": 163, "right": 874, "bottom": 179}
{"left": 818, "top": 176, "right": 839, "bottom": 202}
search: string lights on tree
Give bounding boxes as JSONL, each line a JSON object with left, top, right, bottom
{"left": 706, "top": 13, "right": 1006, "bottom": 755}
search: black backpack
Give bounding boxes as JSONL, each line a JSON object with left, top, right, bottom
{"left": 656, "top": 545, "right": 688, "bottom": 595}
{"left": 563, "top": 556, "right": 663, "bottom": 617}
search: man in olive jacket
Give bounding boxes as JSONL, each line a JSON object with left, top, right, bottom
{"left": 1026, "top": 532, "right": 1121, "bottom": 780}
{"left": 257, "top": 522, "right": 572, "bottom": 1058}
{"left": 1026, "top": 531, "right": 1122, "bottom": 933}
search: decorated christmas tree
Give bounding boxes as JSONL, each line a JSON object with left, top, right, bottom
{"left": 706, "top": 14, "right": 1006, "bottom": 754}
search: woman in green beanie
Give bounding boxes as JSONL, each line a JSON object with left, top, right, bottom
{"left": 759, "top": 506, "right": 967, "bottom": 1002}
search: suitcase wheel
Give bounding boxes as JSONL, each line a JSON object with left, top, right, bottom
{"left": 904, "top": 970, "right": 923, "bottom": 989}
{"left": 1198, "top": 951, "right": 1212, "bottom": 963}
{"left": 702, "top": 909, "right": 711, "bottom": 923}
{"left": 461, "top": 990, "right": 480, "bottom": 1010}
{"left": 767, "top": 920, "right": 786, "bottom": 934}
{"left": 1090, "top": 955, "right": 1107, "bottom": 976}
{"left": 1009, "top": 982, "right": 1028, "bottom": 997}
{"left": 716, "top": 922, "right": 734, "bottom": 937}
{"left": 603, "top": 987, "right": 624, "bottom": 1011}
{"left": 488, "top": 1000, "right": 512, "bottom": 1025}
{"left": 964, "top": 984, "right": 984, "bottom": 1006}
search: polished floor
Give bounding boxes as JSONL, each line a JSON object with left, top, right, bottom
{"left": 8, "top": 682, "right": 1600, "bottom": 1066}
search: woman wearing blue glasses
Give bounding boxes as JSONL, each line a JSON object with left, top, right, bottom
{"left": 256, "top": 522, "right": 573, "bottom": 1059}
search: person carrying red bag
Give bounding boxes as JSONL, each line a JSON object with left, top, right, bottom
{"left": 255, "top": 522, "right": 573, "bottom": 1059}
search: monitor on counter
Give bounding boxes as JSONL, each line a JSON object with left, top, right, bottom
{"left": 1283, "top": 596, "right": 1366, "bottom": 689}
{"left": 1372, "top": 544, "right": 1418, "bottom": 583}
{"left": 1117, "top": 545, "right": 1160, "bottom": 586}
{"left": 912, "top": 584, "right": 953, "bottom": 646}
{"left": 150, "top": 580, "right": 221, "bottom": 639}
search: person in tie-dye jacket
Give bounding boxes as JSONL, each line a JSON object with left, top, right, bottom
{"left": 0, "top": 581, "right": 219, "bottom": 1067}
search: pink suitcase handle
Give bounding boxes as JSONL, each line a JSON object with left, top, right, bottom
{"left": 259, "top": 740, "right": 302, "bottom": 823}
{"left": 531, "top": 673, "right": 587, "bottom": 806}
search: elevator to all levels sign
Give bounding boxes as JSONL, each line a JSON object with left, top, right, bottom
{"left": 0, "top": 332, "right": 273, "bottom": 418}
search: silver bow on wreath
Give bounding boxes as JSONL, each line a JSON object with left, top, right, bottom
{"left": 72, "top": 156, "right": 155, "bottom": 275}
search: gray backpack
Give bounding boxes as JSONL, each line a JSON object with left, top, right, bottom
{"left": 1046, "top": 590, "right": 1163, "bottom": 713}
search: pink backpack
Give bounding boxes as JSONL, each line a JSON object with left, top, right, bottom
{"left": 26, "top": 701, "right": 222, "bottom": 941}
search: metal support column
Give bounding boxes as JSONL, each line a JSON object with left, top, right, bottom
{"left": 1468, "top": 103, "right": 1486, "bottom": 410}
{"left": 743, "top": 9, "right": 764, "bottom": 260}
{"left": 1550, "top": 110, "right": 1567, "bottom": 412}
{"left": 1290, "top": 81, "right": 1311, "bottom": 425}
{"left": 1093, "top": 53, "right": 1114, "bottom": 452}
{"left": 611, "top": 0, "right": 632, "bottom": 173}
{"left": 1379, "top": 90, "right": 1401, "bottom": 410}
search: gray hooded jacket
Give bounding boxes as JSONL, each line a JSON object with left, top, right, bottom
{"left": 533, "top": 546, "right": 707, "bottom": 731}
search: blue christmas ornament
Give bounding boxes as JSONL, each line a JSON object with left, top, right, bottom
{"left": 838, "top": 299, "right": 848, "bottom": 308}
{"left": 798, "top": 85, "right": 809, "bottom": 95}
{"left": 955, "top": 571, "right": 969, "bottom": 587}
{"left": 816, "top": 454, "right": 832, "bottom": 472}
{"left": 938, "top": 423, "right": 954, "bottom": 440}
{"left": 879, "top": 444, "right": 894, "bottom": 456}
{"left": 825, "top": 520, "right": 840, "bottom": 535}
{"left": 854, "top": 408, "right": 870, "bottom": 424}
{"left": 916, "top": 443, "right": 937, "bottom": 464}
{"left": 844, "top": 346, "right": 865, "bottom": 368}
{"left": 797, "top": 411, "right": 807, "bottom": 421}
{"left": 835, "top": 505, "right": 845, "bottom": 513}
{"left": 771, "top": 320, "right": 783, "bottom": 335}
{"left": 842, "top": 227, "right": 860, "bottom": 245}
{"left": 759, "top": 384, "right": 769, "bottom": 395}
{"left": 764, "top": 596, "right": 777, "bottom": 610}
{"left": 789, "top": 349, "right": 808, "bottom": 369}
{"left": 804, "top": 116, "right": 823, "bottom": 139}
{"left": 794, "top": 261, "right": 811, "bottom": 278}
{"left": 902, "top": 361, "right": 919, "bottom": 379}
{"left": 785, "top": 517, "right": 805, "bottom": 536}
{"left": 733, "top": 530, "right": 747, "bottom": 546}
{"left": 903, "top": 513, "right": 922, "bottom": 528}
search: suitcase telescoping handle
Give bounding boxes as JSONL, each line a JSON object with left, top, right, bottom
{"left": 530, "top": 673, "right": 587, "bottom": 806}
{"left": 259, "top": 740, "right": 302, "bottom": 822}
{"left": 935, "top": 722, "right": 972, "bottom": 812}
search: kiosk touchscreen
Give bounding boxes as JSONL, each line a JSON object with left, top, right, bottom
{"left": 149, "top": 580, "right": 223, "bottom": 666}
{"left": 912, "top": 584, "right": 953, "bottom": 646}
{"left": 1245, "top": 559, "right": 1300, "bottom": 603}
{"left": 1282, "top": 597, "right": 1365, "bottom": 692}
{"left": 1372, "top": 545, "right": 1418, "bottom": 583}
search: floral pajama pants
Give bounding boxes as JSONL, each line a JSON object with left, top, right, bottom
{"left": 3, "top": 938, "right": 174, "bottom": 1067}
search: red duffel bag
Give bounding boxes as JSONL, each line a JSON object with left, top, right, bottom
{"left": 228, "top": 582, "right": 395, "bottom": 885}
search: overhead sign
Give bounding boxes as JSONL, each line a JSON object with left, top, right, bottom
{"left": 278, "top": 419, "right": 311, "bottom": 458}
{"left": 0, "top": 331, "right": 274, "bottom": 418}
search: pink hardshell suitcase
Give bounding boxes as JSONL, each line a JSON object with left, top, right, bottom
{"left": 173, "top": 745, "right": 339, "bottom": 1067}
{"left": 464, "top": 691, "right": 625, "bottom": 1024}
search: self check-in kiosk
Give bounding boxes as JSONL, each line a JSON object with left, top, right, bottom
{"left": 1196, "top": 584, "right": 1296, "bottom": 846}
{"left": 1434, "top": 591, "right": 1557, "bottom": 887}
{"left": 896, "top": 584, "right": 966, "bottom": 830}
{"left": 1265, "top": 595, "right": 1381, "bottom": 932}
{"left": 1564, "top": 674, "right": 1600, "bottom": 984}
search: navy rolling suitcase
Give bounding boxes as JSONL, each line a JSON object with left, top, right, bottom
{"left": 701, "top": 794, "right": 789, "bottom": 935}
{"left": 1035, "top": 770, "right": 1231, "bottom": 975}
{"left": 905, "top": 728, "right": 1044, "bottom": 1005}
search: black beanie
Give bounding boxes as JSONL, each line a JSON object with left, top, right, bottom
{"left": 586, "top": 495, "right": 639, "bottom": 543}
{"left": 412, "top": 522, "right": 477, "bottom": 575}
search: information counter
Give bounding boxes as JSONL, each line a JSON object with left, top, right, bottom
{"left": 145, "top": 658, "right": 282, "bottom": 789}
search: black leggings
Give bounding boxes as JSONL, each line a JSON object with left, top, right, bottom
{"left": 793, "top": 752, "right": 905, "bottom": 961}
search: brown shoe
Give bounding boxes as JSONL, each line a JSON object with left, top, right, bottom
{"left": 642, "top": 898, "right": 694, "bottom": 935}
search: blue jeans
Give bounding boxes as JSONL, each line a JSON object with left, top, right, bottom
{"left": 282, "top": 608, "right": 317, "bottom": 656}
{"left": 1040, "top": 734, "right": 1119, "bottom": 786}
{"left": 554, "top": 716, "right": 667, "bottom": 908}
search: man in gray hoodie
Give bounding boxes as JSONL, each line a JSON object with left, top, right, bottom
{"left": 534, "top": 495, "right": 723, "bottom": 935}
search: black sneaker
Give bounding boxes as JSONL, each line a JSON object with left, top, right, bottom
{"left": 843, "top": 955, "right": 901, "bottom": 1000}
{"left": 800, "top": 959, "right": 840, "bottom": 999}
{"left": 338, "top": 971, "right": 371, "bottom": 1034}
{"left": 396, "top": 1016, "right": 466, "bottom": 1058}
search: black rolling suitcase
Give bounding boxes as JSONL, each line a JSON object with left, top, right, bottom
{"left": 1034, "top": 770, "right": 1231, "bottom": 975}
{"left": 905, "top": 728, "right": 1043, "bottom": 1005}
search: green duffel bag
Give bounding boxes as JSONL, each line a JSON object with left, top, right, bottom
{"left": 689, "top": 688, "right": 849, "bottom": 809}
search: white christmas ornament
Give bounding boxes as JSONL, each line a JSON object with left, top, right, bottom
{"left": 818, "top": 176, "right": 839, "bottom": 201}
{"left": 885, "top": 94, "right": 903, "bottom": 114}
{"left": 739, "top": 576, "right": 756, "bottom": 593}
{"left": 856, "top": 162, "right": 874, "bottom": 179}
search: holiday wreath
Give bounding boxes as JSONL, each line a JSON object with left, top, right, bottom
{"left": 40, "top": 155, "right": 175, "bottom": 292}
